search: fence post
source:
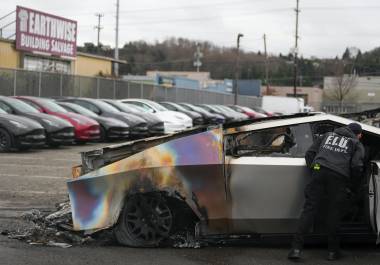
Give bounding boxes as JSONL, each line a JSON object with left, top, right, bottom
{"left": 127, "top": 81, "right": 130, "bottom": 98}
{"left": 140, "top": 81, "right": 143, "bottom": 98}
{"left": 113, "top": 79, "right": 116, "bottom": 99}
{"left": 60, "top": 74, "right": 63, "bottom": 96}
{"left": 13, "top": 69, "right": 17, "bottom": 96}
{"left": 175, "top": 86, "right": 178, "bottom": 102}
{"left": 96, "top": 77, "right": 100, "bottom": 99}
{"left": 79, "top": 77, "right": 82, "bottom": 97}
{"left": 38, "top": 71, "right": 42, "bottom": 97}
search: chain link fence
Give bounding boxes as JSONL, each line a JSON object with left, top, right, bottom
{"left": 0, "top": 68, "right": 261, "bottom": 107}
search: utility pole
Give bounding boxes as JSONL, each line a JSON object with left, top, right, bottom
{"left": 293, "top": 0, "right": 300, "bottom": 97}
{"left": 114, "top": 0, "right": 120, "bottom": 76}
{"left": 193, "top": 43, "right": 203, "bottom": 72}
{"left": 94, "top": 13, "right": 104, "bottom": 47}
{"left": 234, "top": 33, "right": 244, "bottom": 105}
{"left": 263, "top": 33, "right": 270, "bottom": 95}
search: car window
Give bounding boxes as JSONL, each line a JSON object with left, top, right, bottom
{"left": 161, "top": 102, "right": 176, "bottom": 111}
{"left": 226, "top": 123, "right": 313, "bottom": 157}
{"left": 4, "top": 97, "right": 40, "bottom": 113}
{"left": 74, "top": 101, "right": 101, "bottom": 114}
{"left": 0, "top": 101, "right": 13, "bottom": 114}
{"left": 19, "top": 99, "right": 43, "bottom": 112}
{"left": 62, "top": 103, "right": 98, "bottom": 118}
{"left": 126, "top": 102, "right": 154, "bottom": 113}
{"left": 0, "top": 108, "right": 6, "bottom": 114}
{"left": 36, "top": 99, "right": 68, "bottom": 113}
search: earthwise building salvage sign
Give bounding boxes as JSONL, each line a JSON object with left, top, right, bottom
{"left": 16, "top": 6, "right": 77, "bottom": 57}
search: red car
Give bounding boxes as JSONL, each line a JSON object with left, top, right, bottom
{"left": 228, "top": 105, "right": 268, "bottom": 119}
{"left": 14, "top": 96, "right": 100, "bottom": 142}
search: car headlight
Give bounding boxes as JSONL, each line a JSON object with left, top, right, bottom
{"left": 9, "top": 120, "right": 28, "bottom": 129}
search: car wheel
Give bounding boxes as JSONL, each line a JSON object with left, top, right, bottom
{"left": 0, "top": 128, "right": 12, "bottom": 152}
{"left": 114, "top": 193, "right": 173, "bottom": 247}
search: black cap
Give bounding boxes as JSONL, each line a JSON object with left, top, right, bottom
{"left": 348, "top": 123, "right": 362, "bottom": 135}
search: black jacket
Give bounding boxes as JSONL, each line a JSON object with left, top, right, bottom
{"left": 305, "top": 127, "right": 364, "bottom": 178}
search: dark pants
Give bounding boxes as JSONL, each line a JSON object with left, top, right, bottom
{"left": 292, "top": 166, "right": 348, "bottom": 251}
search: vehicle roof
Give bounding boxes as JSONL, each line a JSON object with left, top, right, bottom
{"left": 224, "top": 113, "right": 380, "bottom": 135}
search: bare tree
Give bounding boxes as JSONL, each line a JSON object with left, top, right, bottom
{"left": 325, "top": 60, "right": 357, "bottom": 113}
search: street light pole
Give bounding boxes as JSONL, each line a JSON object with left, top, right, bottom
{"left": 234, "top": 33, "right": 244, "bottom": 105}
{"left": 293, "top": 0, "right": 300, "bottom": 97}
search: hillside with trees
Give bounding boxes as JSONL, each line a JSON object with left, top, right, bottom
{"left": 78, "top": 38, "right": 380, "bottom": 87}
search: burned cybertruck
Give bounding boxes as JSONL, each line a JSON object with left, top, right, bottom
{"left": 67, "top": 113, "right": 380, "bottom": 247}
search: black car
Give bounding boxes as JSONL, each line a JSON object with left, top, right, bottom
{"left": 0, "top": 96, "right": 74, "bottom": 146}
{"left": 0, "top": 108, "right": 46, "bottom": 151}
{"left": 57, "top": 102, "right": 130, "bottom": 141}
{"left": 159, "top": 102, "right": 205, "bottom": 125}
{"left": 197, "top": 104, "right": 238, "bottom": 123}
{"left": 101, "top": 99, "right": 165, "bottom": 136}
{"left": 59, "top": 98, "right": 149, "bottom": 138}
{"left": 178, "top": 103, "right": 225, "bottom": 124}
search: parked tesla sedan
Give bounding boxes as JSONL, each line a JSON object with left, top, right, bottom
{"left": 59, "top": 98, "right": 149, "bottom": 139}
{"left": 0, "top": 96, "right": 74, "bottom": 146}
{"left": 0, "top": 108, "right": 45, "bottom": 151}
{"left": 228, "top": 105, "right": 267, "bottom": 119}
{"left": 214, "top": 105, "right": 250, "bottom": 121}
{"left": 100, "top": 99, "right": 165, "bottom": 135}
{"left": 159, "top": 102, "right": 205, "bottom": 126}
{"left": 178, "top": 103, "right": 225, "bottom": 124}
{"left": 14, "top": 96, "right": 100, "bottom": 142}
{"left": 68, "top": 113, "right": 380, "bottom": 247}
{"left": 197, "top": 104, "right": 238, "bottom": 123}
{"left": 118, "top": 98, "right": 192, "bottom": 134}
{"left": 57, "top": 102, "right": 129, "bottom": 141}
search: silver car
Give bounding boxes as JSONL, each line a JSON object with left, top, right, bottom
{"left": 67, "top": 113, "right": 380, "bottom": 247}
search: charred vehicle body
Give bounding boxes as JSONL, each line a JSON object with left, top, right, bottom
{"left": 0, "top": 96, "right": 74, "bottom": 146}
{"left": 0, "top": 108, "right": 46, "bottom": 151}
{"left": 67, "top": 113, "right": 380, "bottom": 247}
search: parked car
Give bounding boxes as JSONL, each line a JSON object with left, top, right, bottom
{"left": 100, "top": 99, "right": 165, "bottom": 135}
{"left": 178, "top": 103, "right": 225, "bottom": 124}
{"left": 159, "top": 102, "right": 205, "bottom": 125}
{"left": 214, "top": 105, "right": 250, "bottom": 121}
{"left": 59, "top": 98, "right": 149, "bottom": 139}
{"left": 197, "top": 104, "right": 238, "bottom": 123}
{"left": 0, "top": 108, "right": 45, "bottom": 151}
{"left": 57, "top": 102, "right": 129, "bottom": 141}
{"left": 118, "top": 99, "right": 192, "bottom": 134}
{"left": 250, "top": 106, "right": 275, "bottom": 117}
{"left": 14, "top": 96, "right": 100, "bottom": 142}
{"left": 68, "top": 113, "right": 380, "bottom": 247}
{"left": 227, "top": 105, "right": 267, "bottom": 119}
{"left": 0, "top": 96, "right": 74, "bottom": 146}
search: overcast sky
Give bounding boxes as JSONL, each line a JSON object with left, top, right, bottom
{"left": 2, "top": 0, "right": 380, "bottom": 58}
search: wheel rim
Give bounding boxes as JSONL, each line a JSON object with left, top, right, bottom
{"left": 0, "top": 131, "right": 8, "bottom": 150}
{"left": 125, "top": 195, "right": 172, "bottom": 243}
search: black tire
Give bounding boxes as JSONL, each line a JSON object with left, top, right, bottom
{"left": 114, "top": 193, "right": 173, "bottom": 247}
{"left": 0, "top": 128, "right": 12, "bottom": 152}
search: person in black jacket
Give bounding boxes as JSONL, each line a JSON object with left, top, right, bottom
{"left": 288, "top": 123, "right": 365, "bottom": 261}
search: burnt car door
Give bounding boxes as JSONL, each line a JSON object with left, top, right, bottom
{"left": 224, "top": 123, "right": 314, "bottom": 234}
{"left": 369, "top": 162, "right": 380, "bottom": 242}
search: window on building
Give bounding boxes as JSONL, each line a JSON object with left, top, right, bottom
{"left": 23, "top": 56, "right": 71, "bottom": 74}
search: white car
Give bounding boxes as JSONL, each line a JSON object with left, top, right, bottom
{"left": 118, "top": 99, "right": 193, "bottom": 134}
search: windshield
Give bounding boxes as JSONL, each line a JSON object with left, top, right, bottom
{"left": 4, "top": 97, "right": 40, "bottom": 113}
{"left": 105, "top": 100, "right": 139, "bottom": 114}
{"left": 170, "top": 103, "right": 188, "bottom": 112}
{"left": 36, "top": 98, "right": 68, "bottom": 113}
{"left": 147, "top": 101, "right": 168, "bottom": 111}
{"left": 92, "top": 100, "right": 120, "bottom": 113}
{"left": 61, "top": 103, "right": 98, "bottom": 118}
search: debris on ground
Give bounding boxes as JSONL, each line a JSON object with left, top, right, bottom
{"left": 1, "top": 201, "right": 113, "bottom": 247}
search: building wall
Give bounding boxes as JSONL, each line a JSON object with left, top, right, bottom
{"left": 0, "top": 40, "right": 20, "bottom": 69}
{"left": 74, "top": 55, "right": 112, "bottom": 76}
{"left": 261, "top": 86, "right": 323, "bottom": 111}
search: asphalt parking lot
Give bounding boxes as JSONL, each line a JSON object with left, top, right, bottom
{"left": 0, "top": 143, "right": 380, "bottom": 265}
